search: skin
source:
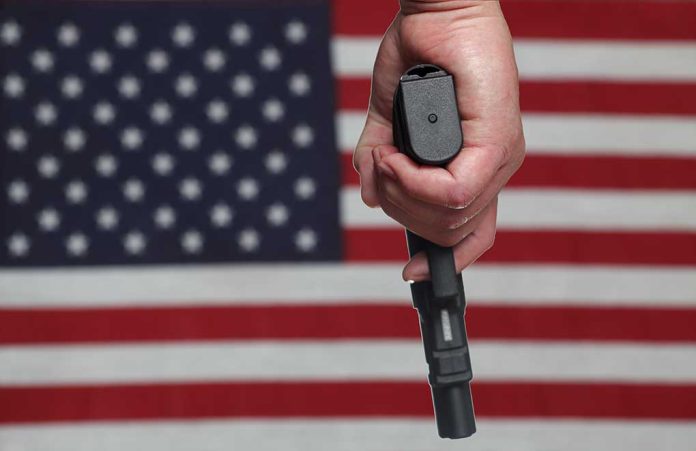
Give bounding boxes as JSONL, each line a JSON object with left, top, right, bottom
{"left": 353, "top": 0, "right": 525, "bottom": 281}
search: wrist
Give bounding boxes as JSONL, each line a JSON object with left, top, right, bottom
{"left": 399, "top": 0, "right": 499, "bottom": 16}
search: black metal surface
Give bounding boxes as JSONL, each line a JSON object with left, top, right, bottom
{"left": 393, "top": 65, "right": 476, "bottom": 439}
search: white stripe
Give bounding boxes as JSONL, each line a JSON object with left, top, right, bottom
{"left": 2, "top": 420, "right": 696, "bottom": 451}
{"left": 338, "top": 111, "right": 696, "bottom": 156}
{"left": 2, "top": 340, "right": 695, "bottom": 385}
{"left": 1, "top": 264, "right": 695, "bottom": 307}
{"left": 342, "top": 187, "right": 696, "bottom": 231}
{"left": 333, "top": 37, "right": 696, "bottom": 81}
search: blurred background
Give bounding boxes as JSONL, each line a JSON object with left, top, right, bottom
{"left": 1, "top": 0, "right": 695, "bottom": 450}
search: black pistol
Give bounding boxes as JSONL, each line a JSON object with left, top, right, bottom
{"left": 392, "top": 64, "right": 476, "bottom": 439}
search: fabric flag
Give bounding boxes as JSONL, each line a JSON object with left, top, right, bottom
{"left": 1, "top": 0, "right": 696, "bottom": 450}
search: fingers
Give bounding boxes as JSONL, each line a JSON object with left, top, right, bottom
{"left": 353, "top": 114, "right": 394, "bottom": 207}
{"left": 402, "top": 197, "right": 498, "bottom": 281}
{"left": 376, "top": 143, "right": 507, "bottom": 209}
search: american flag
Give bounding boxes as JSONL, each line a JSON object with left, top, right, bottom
{"left": 1, "top": 0, "right": 695, "bottom": 450}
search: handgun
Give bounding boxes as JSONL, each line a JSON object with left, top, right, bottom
{"left": 392, "top": 64, "right": 476, "bottom": 439}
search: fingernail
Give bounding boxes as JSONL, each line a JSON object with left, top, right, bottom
{"left": 403, "top": 263, "right": 428, "bottom": 282}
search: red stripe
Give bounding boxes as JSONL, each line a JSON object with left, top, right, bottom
{"left": 345, "top": 228, "right": 696, "bottom": 266}
{"left": 341, "top": 153, "right": 696, "bottom": 190}
{"left": 3, "top": 304, "right": 696, "bottom": 344}
{"left": 2, "top": 381, "right": 695, "bottom": 423}
{"left": 333, "top": 0, "right": 696, "bottom": 40}
{"left": 338, "top": 78, "right": 696, "bottom": 116}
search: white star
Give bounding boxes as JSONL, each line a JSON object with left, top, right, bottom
{"left": 118, "top": 75, "right": 141, "bottom": 99}
{"left": 259, "top": 46, "right": 282, "bottom": 71}
{"left": 266, "top": 203, "right": 289, "bottom": 227}
{"left": 228, "top": 22, "right": 251, "bottom": 46}
{"left": 208, "top": 151, "right": 232, "bottom": 175}
{"left": 146, "top": 49, "right": 169, "bottom": 73}
{"left": 1, "top": 20, "right": 21, "bottom": 46}
{"left": 203, "top": 48, "right": 226, "bottom": 72}
{"left": 96, "top": 206, "right": 119, "bottom": 230}
{"left": 123, "top": 231, "right": 146, "bottom": 255}
{"left": 37, "top": 208, "right": 60, "bottom": 232}
{"left": 231, "top": 73, "right": 254, "bottom": 97}
{"left": 154, "top": 205, "right": 176, "bottom": 229}
{"left": 289, "top": 72, "right": 311, "bottom": 96}
{"left": 237, "top": 177, "right": 259, "bottom": 200}
{"left": 63, "top": 127, "right": 86, "bottom": 152}
{"left": 179, "top": 177, "right": 202, "bottom": 201}
{"left": 60, "top": 75, "right": 83, "bottom": 99}
{"left": 115, "top": 23, "right": 138, "bottom": 48}
{"left": 295, "top": 228, "right": 318, "bottom": 252}
{"left": 210, "top": 203, "right": 233, "bottom": 228}
{"left": 95, "top": 153, "right": 118, "bottom": 177}
{"left": 65, "top": 233, "right": 88, "bottom": 257}
{"left": 3, "top": 73, "right": 24, "bottom": 98}
{"left": 295, "top": 177, "right": 316, "bottom": 200}
{"left": 65, "top": 179, "right": 88, "bottom": 204}
{"left": 150, "top": 100, "right": 173, "bottom": 124}
{"left": 123, "top": 178, "right": 145, "bottom": 202}
{"left": 285, "top": 20, "right": 308, "bottom": 44}
{"left": 178, "top": 126, "right": 200, "bottom": 150}
{"left": 265, "top": 150, "right": 288, "bottom": 174}
{"left": 7, "top": 179, "right": 29, "bottom": 204}
{"left": 181, "top": 230, "right": 203, "bottom": 254}
{"left": 37, "top": 155, "right": 60, "bottom": 178}
{"left": 292, "top": 124, "right": 314, "bottom": 148}
{"left": 93, "top": 101, "right": 116, "bottom": 125}
{"left": 31, "top": 49, "right": 54, "bottom": 73}
{"left": 234, "top": 124, "right": 257, "bottom": 149}
{"left": 35, "top": 102, "right": 57, "bottom": 126}
{"left": 121, "top": 127, "right": 144, "bottom": 150}
{"left": 175, "top": 74, "right": 197, "bottom": 98}
{"left": 206, "top": 99, "right": 228, "bottom": 123}
{"left": 261, "top": 98, "right": 285, "bottom": 122}
{"left": 238, "top": 228, "right": 260, "bottom": 252}
{"left": 152, "top": 152, "right": 175, "bottom": 176}
{"left": 89, "top": 49, "right": 112, "bottom": 74}
{"left": 172, "top": 23, "right": 195, "bottom": 47}
{"left": 6, "top": 128, "right": 27, "bottom": 151}
{"left": 7, "top": 233, "right": 29, "bottom": 257}
{"left": 57, "top": 23, "right": 80, "bottom": 47}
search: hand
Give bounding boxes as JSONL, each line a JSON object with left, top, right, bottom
{"left": 353, "top": 0, "right": 525, "bottom": 281}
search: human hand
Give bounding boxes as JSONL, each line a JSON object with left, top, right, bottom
{"left": 353, "top": 0, "right": 525, "bottom": 281}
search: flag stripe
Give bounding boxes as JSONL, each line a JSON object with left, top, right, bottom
{"left": 2, "top": 305, "right": 696, "bottom": 344}
{"left": 2, "top": 340, "right": 696, "bottom": 384}
{"left": 3, "top": 419, "right": 696, "bottom": 451}
{"left": 332, "top": 0, "right": 696, "bottom": 41}
{"left": 338, "top": 78, "right": 696, "bottom": 115}
{"left": 338, "top": 112, "right": 696, "bottom": 156}
{"left": 2, "top": 264, "right": 694, "bottom": 307}
{"left": 342, "top": 188, "right": 696, "bottom": 231}
{"left": 333, "top": 38, "right": 696, "bottom": 81}
{"left": 344, "top": 229, "right": 696, "bottom": 266}
{"left": 2, "top": 382, "right": 695, "bottom": 422}
{"left": 340, "top": 153, "right": 696, "bottom": 190}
